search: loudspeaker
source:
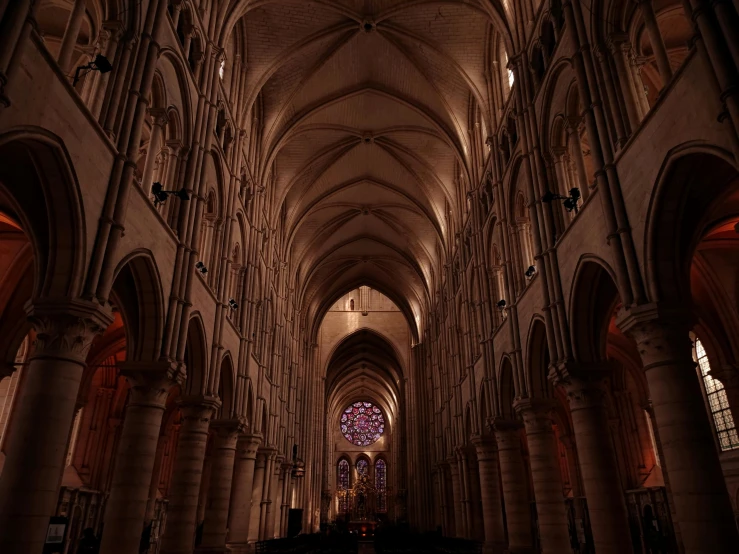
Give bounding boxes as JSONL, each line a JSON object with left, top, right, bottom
{"left": 287, "top": 509, "right": 303, "bottom": 537}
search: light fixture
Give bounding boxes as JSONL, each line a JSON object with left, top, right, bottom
{"left": 525, "top": 265, "right": 536, "bottom": 278}
{"left": 73, "top": 54, "right": 113, "bottom": 86}
{"left": 228, "top": 298, "right": 239, "bottom": 310}
{"left": 542, "top": 188, "right": 581, "bottom": 213}
{"left": 195, "top": 261, "right": 208, "bottom": 274}
{"left": 151, "top": 182, "right": 190, "bottom": 206}
{"left": 496, "top": 299, "right": 507, "bottom": 309}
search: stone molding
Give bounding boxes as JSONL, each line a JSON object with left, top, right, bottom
{"left": 549, "top": 361, "right": 613, "bottom": 412}
{"left": 25, "top": 298, "right": 114, "bottom": 364}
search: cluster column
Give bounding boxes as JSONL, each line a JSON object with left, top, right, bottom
{"left": 618, "top": 306, "right": 739, "bottom": 552}
{"left": 100, "top": 361, "right": 185, "bottom": 554}
{"left": 226, "top": 433, "right": 262, "bottom": 552}
{"left": 513, "top": 398, "right": 570, "bottom": 554}
{"left": 198, "top": 418, "right": 247, "bottom": 553}
{"left": 491, "top": 418, "right": 533, "bottom": 553}
{"left": 160, "top": 395, "right": 221, "bottom": 554}
{"left": 0, "top": 299, "right": 112, "bottom": 554}
{"left": 551, "top": 364, "right": 634, "bottom": 554}
{"left": 471, "top": 435, "right": 507, "bottom": 553}
{"left": 447, "top": 454, "right": 466, "bottom": 538}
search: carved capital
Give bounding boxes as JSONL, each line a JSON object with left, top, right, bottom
{"left": 549, "top": 361, "right": 612, "bottom": 411}
{"left": 513, "top": 396, "right": 557, "bottom": 431}
{"left": 616, "top": 303, "right": 695, "bottom": 369}
{"left": 177, "top": 394, "right": 221, "bottom": 423}
{"left": 26, "top": 299, "right": 113, "bottom": 364}
{"left": 120, "top": 359, "right": 185, "bottom": 407}
{"left": 148, "top": 107, "right": 169, "bottom": 128}
{"left": 470, "top": 434, "right": 498, "bottom": 460}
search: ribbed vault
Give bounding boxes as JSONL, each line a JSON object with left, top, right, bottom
{"left": 326, "top": 329, "right": 403, "bottom": 430}
{"left": 225, "top": 0, "right": 515, "bottom": 337}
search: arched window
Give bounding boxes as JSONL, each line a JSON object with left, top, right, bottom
{"left": 337, "top": 458, "right": 350, "bottom": 513}
{"left": 357, "top": 458, "right": 368, "bottom": 478}
{"left": 694, "top": 338, "right": 739, "bottom": 451}
{"left": 376, "top": 459, "right": 387, "bottom": 512}
{"left": 350, "top": 298, "right": 354, "bottom": 310}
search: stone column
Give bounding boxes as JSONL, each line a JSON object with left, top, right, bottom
{"left": 142, "top": 109, "right": 169, "bottom": 192}
{"left": 552, "top": 364, "right": 634, "bottom": 554}
{"left": 100, "top": 361, "right": 184, "bottom": 554}
{"left": 57, "top": 0, "right": 87, "bottom": 73}
{"left": 636, "top": 0, "right": 673, "bottom": 85}
{"left": 0, "top": 299, "right": 112, "bottom": 554}
{"left": 226, "top": 433, "right": 262, "bottom": 551}
{"left": 492, "top": 418, "right": 533, "bottom": 553}
{"left": 279, "top": 461, "right": 293, "bottom": 537}
{"left": 618, "top": 306, "right": 739, "bottom": 553}
{"left": 159, "top": 395, "right": 220, "bottom": 554}
{"left": 199, "top": 418, "right": 246, "bottom": 552}
{"left": 514, "top": 398, "right": 570, "bottom": 554}
{"left": 472, "top": 436, "right": 507, "bottom": 553}
{"left": 609, "top": 35, "right": 643, "bottom": 129}
{"left": 447, "top": 455, "right": 465, "bottom": 538}
{"left": 247, "top": 451, "right": 268, "bottom": 542}
{"left": 266, "top": 455, "right": 284, "bottom": 538}
{"left": 457, "top": 449, "right": 473, "bottom": 539}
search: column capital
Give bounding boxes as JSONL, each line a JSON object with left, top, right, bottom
{"left": 25, "top": 298, "right": 114, "bottom": 363}
{"left": 488, "top": 416, "right": 523, "bottom": 432}
{"left": 616, "top": 303, "right": 695, "bottom": 368}
{"left": 710, "top": 364, "right": 739, "bottom": 389}
{"left": 470, "top": 434, "right": 498, "bottom": 460}
{"left": 549, "top": 360, "right": 612, "bottom": 411}
{"left": 148, "top": 107, "right": 169, "bottom": 128}
{"left": 177, "top": 394, "right": 221, "bottom": 421}
{"left": 120, "top": 360, "right": 185, "bottom": 406}
{"left": 210, "top": 417, "right": 247, "bottom": 437}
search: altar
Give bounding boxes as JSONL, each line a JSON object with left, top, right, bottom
{"left": 336, "top": 474, "right": 384, "bottom": 538}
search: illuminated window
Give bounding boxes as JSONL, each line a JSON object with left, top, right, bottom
{"left": 376, "top": 458, "right": 387, "bottom": 512}
{"left": 508, "top": 68, "right": 515, "bottom": 89}
{"left": 340, "top": 401, "right": 385, "bottom": 446}
{"left": 337, "top": 458, "right": 350, "bottom": 513}
{"left": 357, "top": 458, "right": 368, "bottom": 478}
{"left": 694, "top": 338, "right": 739, "bottom": 451}
{"left": 219, "top": 60, "right": 225, "bottom": 80}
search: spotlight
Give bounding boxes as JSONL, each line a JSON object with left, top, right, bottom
{"left": 73, "top": 54, "right": 113, "bottom": 86}
{"left": 195, "top": 261, "right": 208, "bottom": 274}
{"left": 525, "top": 265, "right": 536, "bottom": 278}
{"left": 228, "top": 298, "right": 239, "bottom": 310}
{"left": 151, "top": 182, "right": 190, "bottom": 206}
{"left": 496, "top": 299, "right": 507, "bottom": 309}
{"left": 542, "top": 187, "right": 581, "bottom": 214}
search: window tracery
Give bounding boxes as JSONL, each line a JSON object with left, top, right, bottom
{"left": 337, "top": 458, "right": 349, "bottom": 513}
{"left": 340, "top": 401, "right": 385, "bottom": 446}
{"left": 694, "top": 339, "right": 739, "bottom": 451}
{"left": 376, "top": 458, "right": 387, "bottom": 512}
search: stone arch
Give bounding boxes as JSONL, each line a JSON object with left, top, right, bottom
{"left": 569, "top": 256, "right": 621, "bottom": 363}
{"left": 525, "top": 316, "right": 553, "bottom": 399}
{"left": 183, "top": 313, "right": 208, "bottom": 396}
{"left": 0, "top": 129, "right": 87, "bottom": 299}
{"left": 644, "top": 146, "right": 738, "bottom": 304}
{"left": 109, "top": 250, "right": 165, "bottom": 362}
{"left": 497, "top": 355, "right": 516, "bottom": 419}
{"left": 217, "top": 352, "right": 235, "bottom": 418}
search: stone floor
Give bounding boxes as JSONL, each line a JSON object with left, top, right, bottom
{"left": 358, "top": 541, "right": 375, "bottom": 553}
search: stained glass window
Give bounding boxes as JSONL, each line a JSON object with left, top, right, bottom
{"left": 694, "top": 339, "right": 739, "bottom": 451}
{"left": 337, "top": 458, "right": 350, "bottom": 513}
{"left": 357, "top": 458, "right": 368, "bottom": 477}
{"left": 340, "top": 401, "right": 385, "bottom": 446}
{"left": 376, "top": 458, "right": 387, "bottom": 512}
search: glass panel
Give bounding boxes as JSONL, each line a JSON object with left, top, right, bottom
{"left": 695, "top": 339, "right": 739, "bottom": 451}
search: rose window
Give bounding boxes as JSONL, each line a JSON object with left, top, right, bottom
{"left": 340, "top": 401, "right": 385, "bottom": 446}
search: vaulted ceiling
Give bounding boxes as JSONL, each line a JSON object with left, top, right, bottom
{"left": 228, "top": 1, "right": 515, "bottom": 336}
